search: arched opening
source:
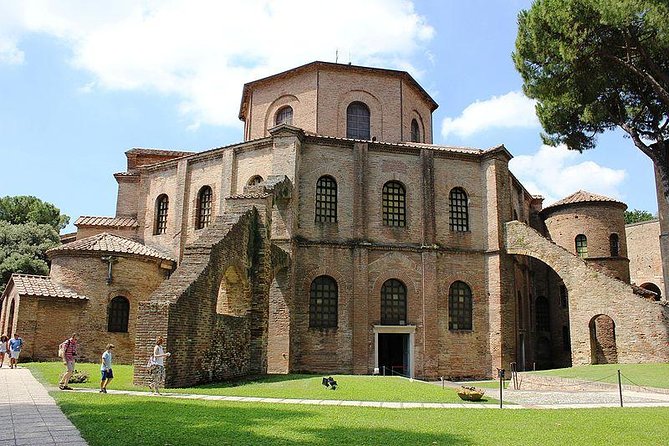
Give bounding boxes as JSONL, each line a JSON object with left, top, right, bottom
{"left": 589, "top": 314, "right": 618, "bottom": 364}
{"left": 108, "top": 296, "right": 130, "bottom": 332}
{"left": 247, "top": 175, "right": 263, "bottom": 186}
{"left": 381, "top": 279, "right": 407, "bottom": 325}
{"left": 640, "top": 282, "right": 662, "bottom": 300}
{"left": 346, "top": 101, "right": 370, "bottom": 139}
{"left": 275, "top": 106, "right": 293, "bottom": 126}
{"left": 216, "top": 266, "right": 249, "bottom": 316}
{"left": 382, "top": 181, "right": 406, "bottom": 227}
{"left": 154, "top": 194, "right": 169, "bottom": 235}
{"left": 575, "top": 234, "right": 588, "bottom": 258}
{"left": 536, "top": 336, "right": 553, "bottom": 370}
{"left": 7, "top": 300, "right": 15, "bottom": 335}
{"left": 609, "top": 233, "right": 620, "bottom": 257}
{"left": 410, "top": 119, "right": 421, "bottom": 142}
{"left": 196, "top": 186, "right": 213, "bottom": 230}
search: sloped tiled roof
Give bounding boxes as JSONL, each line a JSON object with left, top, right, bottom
{"left": 228, "top": 193, "right": 271, "bottom": 200}
{"left": 542, "top": 190, "right": 625, "bottom": 213}
{"left": 75, "top": 216, "right": 139, "bottom": 228}
{"left": 9, "top": 274, "right": 88, "bottom": 300}
{"left": 48, "top": 232, "right": 175, "bottom": 262}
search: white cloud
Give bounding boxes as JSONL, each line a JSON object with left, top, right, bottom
{"left": 1, "top": 0, "right": 434, "bottom": 128}
{"left": 441, "top": 91, "right": 539, "bottom": 139}
{"left": 509, "top": 145, "right": 626, "bottom": 205}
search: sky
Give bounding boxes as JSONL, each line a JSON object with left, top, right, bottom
{"left": 0, "top": 0, "right": 659, "bottom": 233}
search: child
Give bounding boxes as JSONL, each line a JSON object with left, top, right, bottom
{"left": 100, "top": 344, "right": 114, "bottom": 393}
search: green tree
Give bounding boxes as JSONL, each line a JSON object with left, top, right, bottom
{"left": 0, "top": 196, "right": 69, "bottom": 292}
{"left": 513, "top": 0, "right": 669, "bottom": 200}
{"left": 624, "top": 208, "right": 656, "bottom": 224}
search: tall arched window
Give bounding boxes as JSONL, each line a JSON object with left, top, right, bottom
{"left": 154, "top": 194, "right": 169, "bottom": 235}
{"left": 275, "top": 106, "right": 293, "bottom": 126}
{"left": 309, "top": 276, "right": 338, "bottom": 328}
{"left": 609, "top": 233, "right": 620, "bottom": 257}
{"left": 108, "top": 296, "right": 130, "bottom": 332}
{"left": 381, "top": 279, "right": 407, "bottom": 325}
{"left": 449, "top": 187, "right": 469, "bottom": 232}
{"left": 382, "top": 181, "right": 406, "bottom": 227}
{"left": 410, "top": 119, "right": 421, "bottom": 142}
{"left": 196, "top": 186, "right": 212, "bottom": 229}
{"left": 536, "top": 296, "right": 550, "bottom": 331}
{"left": 448, "top": 281, "right": 472, "bottom": 330}
{"left": 247, "top": 175, "right": 263, "bottom": 186}
{"left": 315, "top": 176, "right": 337, "bottom": 223}
{"left": 346, "top": 102, "right": 370, "bottom": 139}
{"left": 575, "top": 234, "right": 588, "bottom": 258}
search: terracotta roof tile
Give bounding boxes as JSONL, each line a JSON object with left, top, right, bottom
{"left": 10, "top": 274, "right": 88, "bottom": 300}
{"left": 48, "top": 232, "right": 175, "bottom": 262}
{"left": 227, "top": 193, "right": 271, "bottom": 199}
{"left": 75, "top": 216, "right": 139, "bottom": 228}
{"left": 542, "top": 190, "right": 625, "bottom": 212}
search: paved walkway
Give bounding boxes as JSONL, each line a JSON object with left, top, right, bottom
{"left": 0, "top": 368, "right": 87, "bottom": 446}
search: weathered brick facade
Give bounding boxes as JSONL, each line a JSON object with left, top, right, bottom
{"left": 2, "top": 61, "right": 667, "bottom": 387}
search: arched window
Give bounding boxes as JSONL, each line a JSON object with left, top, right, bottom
{"left": 381, "top": 279, "right": 407, "bottom": 325}
{"left": 410, "top": 119, "right": 421, "bottom": 142}
{"left": 575, "top": 234, "right": 588, "bottom": 258}
{"left": 609, "top": 233, "right": 620, "bottom": 257}
{"left": 309, "top": 276, "right": 338, "bottom": 328}
{"left": 315, "top": 176, "right": 337, "bottom": 223}
{"left": 448, "top": 281, "right": 472, "bottom": 330}
{"left": 275, "top": 106, "right": 293, "bottom": 126}
{"left": 449, "top": 187, "right": 469, "bottom": 232}
{"left": 154, "top": 194, "right": 169, "bottom": 235}
{"left": 196, "top": 186, "right": 212, "bottom": 230}
{"left": 108, "top": 296, "right": 130, "bottom": 332}
{"left": 247, "top": 175, "right": 263, "bottom": 186}
{"left": 346, "top": 102, "right": 370, "bottom": 139}
{"left": 382, "top": 181, "right": 406, "bottom": 227}
{"left": 536, "top": 296, "right": 550, "bottom": 331}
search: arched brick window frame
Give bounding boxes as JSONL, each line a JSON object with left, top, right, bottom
{"left": 315, "top": 175, "right": 337, "bottom": 223}
{"left": 309, "top": 276, "right": 338, "bottom": 328}
{"left": 575, "top": 234, "right": 588, "bottom": 258}
{"left": 609, "top": 233, "right": 620, "bottom": 257}
{"left": 346, "top": 101, "right": 371, "bottom": 139}
{"left": 410, "top": 119, "right": 421, "bottom": 142}
{"left": 275, "top": 106, "right": 293, "bottom": 126}
{"left": 108, "top": 296, "right": 130, "bottom": 333}
{"left": 195, "top": 185, "right": 213, "bottom": 230}
{"left": 382, "top": 181, "right": 406, "bottom": 227}
{"left": 247, "top": 175, "right": 264, "bottom": 186}
{"left": 449, "top": 187, "right": 469, "bottom": 232}
{"left": 448, "top": 281, "right": 472, "bottom": 330}
{"left": 154, "top": 194, "right": 169, "bottom": 235}
{"left": 381, "top": 279, "right": 407, "bottom": 325}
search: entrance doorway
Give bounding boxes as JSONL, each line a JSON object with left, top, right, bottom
{"left": 378, "top": 333, "right": 409, "bottom": 376}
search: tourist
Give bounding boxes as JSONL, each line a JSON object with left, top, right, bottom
{"left": 59, "top": 333, "right": 78, "bottom": 390}
{"left": 0, "top": 335, "right": 8, "bottom": 367}
{"left": 100, "top": 344, "right": 114, "bottom": 393}
{"left": 8, "top": 334, "right": 23, "bottom": 369}
{"left": 149, "top": 336, "right": 171, "bottom": 395}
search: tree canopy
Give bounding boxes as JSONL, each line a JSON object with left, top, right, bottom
{"left": 0, "top": 196, "right": 69, "bottom": 292}
{"left": 624, "top": 208, "right": 656, "bottom": 224}
{"left": 513, "top": 0, "right": 669, "bottom": 199}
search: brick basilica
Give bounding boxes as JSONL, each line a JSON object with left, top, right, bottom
{"left": 2, "top": 61, "right": 667, "bottom": 387}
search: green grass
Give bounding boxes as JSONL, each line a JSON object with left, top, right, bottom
{"left": 23, "top": 362, "right": 497, "bottom": 403}
{"left": 530, "top": 363, "right": 669, "bottom": 388}
{"left": 53, "top": 392, "right": 669, "bottom": 446}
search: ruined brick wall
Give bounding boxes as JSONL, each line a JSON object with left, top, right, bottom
{"left": 627, "top": 220, "right": 664, "bottom": 294}
{"left": 505, "top": 220, "right": 669, "bottom": 365}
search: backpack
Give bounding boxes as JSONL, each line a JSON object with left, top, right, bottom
{"left": 58, "top": 340, "right": 68, "bottom": 359}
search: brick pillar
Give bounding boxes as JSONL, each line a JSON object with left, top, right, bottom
{"left": 133, "top": 300, "right": 170, "bottom": 387}
{"left": 419, "top": 251, "right": 439, "bottom": 377}
{"left": 420, "top": 149, "right": 436, "bottom": 245}
{"left": 267, "top": 267, "right": 291, "bottom": 373}
{"left": 352, "top": 246, "right": 369, "bottom": 374}
{"left": 353, "top": 142, "right": 368, "bottom": 240}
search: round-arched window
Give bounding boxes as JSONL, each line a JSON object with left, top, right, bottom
{"left": 275, "top": 106, "right": 293, "bottom": 126}
{"left": 346, "top": 102, "right": 370, "bottom": 139}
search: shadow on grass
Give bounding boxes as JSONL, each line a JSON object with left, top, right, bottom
{"left": 58, "top": 395, "right": 473, "bottom": 446}
{"left": 189, "top": 373, "right": 318, "bottom": 390}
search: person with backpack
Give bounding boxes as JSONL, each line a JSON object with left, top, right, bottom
{"left": 8, "top": 334, "right": 23, "bottom": 369}
{"left": 58, "top": 333, "right": 78, "bottom": 390}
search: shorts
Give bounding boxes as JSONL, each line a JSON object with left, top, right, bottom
{"left": 66, "top": 360, "right": 75, "bottom": 372}
{"left": 9, "top": 350, "right": 20, "bottom": 360}
{"left": 101, "top": 369, "right": 114, "bottom": 380}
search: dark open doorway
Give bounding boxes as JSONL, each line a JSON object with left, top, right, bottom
{"left": 378, "top": 333, "right": 408, "bottom": 376}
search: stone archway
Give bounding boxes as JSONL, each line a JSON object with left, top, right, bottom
{"left": 640, "top": 282, "right": 662, "bottom": 301}
{"left": 589, "top": 314, "right": 618, "bottom": 364}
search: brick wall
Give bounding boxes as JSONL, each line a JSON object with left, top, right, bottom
{"left": 626, "top": 220, "right": 664, "bottom": 294}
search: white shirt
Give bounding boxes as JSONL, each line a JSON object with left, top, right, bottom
{"left": 153, "top": 345, "right": 165, "bottom": 366}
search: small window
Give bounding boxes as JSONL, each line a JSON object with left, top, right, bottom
{"left": 248, "top": 175, "right": 263, "bottom": 186}
{"left": 315, "top": 176, "right": 337, "bottom": 223}
{"left": 275, "top": 106, "right": 293, "bottom": 126}
{"left": 309, "top": 276, "right": 338, "bottom": 328}
{"left": 108, "top": 296, "right": 130, "bottom": 333}
{"left": 536, "top": 296, "right": 550, "bottom": 331}
{"left": 382, "top": 181, "right": 406, "bottom": 227}
{"left": 410, "top": 119, "right": 421, "bottom": 142}
{"left": 449, "top": 187, "right": 469, "bottom": 232}
{"left": 609, "top": 233, "right": 620, "bottom": 257}
{"left": 381, "top": 279, "right": 407, "bottom": 325}
{"left": 575, "top": 234, "right": 588, "bottom": 258}
{"left": 449, "top": 281, "right": 472, "bottom": 330}
{"left": 196, "top": 186, "right": 212, "bottom": 230}
{"left": 154, "top": 194, "right": 169, "bottom": 235}
{"left": 346, "top": 102, "right": 370, "bottom": 139}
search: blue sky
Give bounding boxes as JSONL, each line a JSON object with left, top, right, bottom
{"left": 0, "top": 0, "right": 658, "bottom": 233}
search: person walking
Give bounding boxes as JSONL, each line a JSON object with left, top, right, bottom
{"left": 100, "top": 344, "right": 114, "bottom": 393}
{"left": 59, "top": 333, "right": 78, "bottom": 390}
{"left": 149, "top": 336, "right": 171, "bottom": 395}
{"left": 8, "top": 334, "right": 23, "bottom": 369}
{"left": 0, "top": 335, "right": 9, "bottom": 367}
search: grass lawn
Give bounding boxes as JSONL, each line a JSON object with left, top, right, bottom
{"left": 530, "top": 363, "right": 669, "bottom": 388}
{"left": 53, "top": 392, "right": 669, "bottom": 446}
{"left": 23, "top": 362, "right": 498, "bottom": 403}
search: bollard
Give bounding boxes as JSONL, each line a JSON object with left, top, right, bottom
{"left": 618, "top": 369, "right": 623, "bottom": 407}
